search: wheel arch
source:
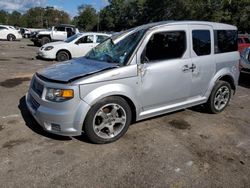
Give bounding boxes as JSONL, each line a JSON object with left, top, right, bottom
{"left": 205, "top": 69, "right": 237, "bottom": 99}
{"left": 81, "top": 84, "right": 140, "bottom": 123}
{"left": 7, "top": 33, "right": 15, "bottom": 40}
{"left": 217, "top": 74, "right": 236, "bottom": 91}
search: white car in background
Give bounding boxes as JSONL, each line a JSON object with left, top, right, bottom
{"left": 0, "top": 25, "right": 22, "bottom": 41}
{"left": 38, "top": 32, "right": 110, "bottom": 61}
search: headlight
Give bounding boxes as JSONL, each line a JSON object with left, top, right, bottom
{"left": 46, "top": 88, "right": 74, "bottom": 102}
{"left": 44, "top": 46, "right": 54, "bottom": 51}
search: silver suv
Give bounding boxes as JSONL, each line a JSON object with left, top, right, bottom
{"left": 26, "top": 21, "right": 240, "bottom": 144}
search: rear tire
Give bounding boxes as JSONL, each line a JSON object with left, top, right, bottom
{"left": 7, "top": 34, "right": 16, "bottom": 41}
{"left": 56, "top": 51, "right": 70, "bottom": 62}
{"left": 83, "top": 96, "right": 132, "bottom": 144}
{"left": 41, "top": 37, "right": 50, "bottom": 46}
{"left": 205, "top": 81, "right": 231, "bottom": 114}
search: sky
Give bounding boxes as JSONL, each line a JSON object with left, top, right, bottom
{"left": 0, "top": 0, "right": 109, "bottom": 16}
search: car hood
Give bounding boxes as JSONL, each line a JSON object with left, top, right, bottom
{"left": 43, "top": 41, "right": 65, "bottom": 47}
{"left": 37, "top": 57, "right": 118, "bottom": 83}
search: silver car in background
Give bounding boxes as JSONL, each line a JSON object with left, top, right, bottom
{"left": 26, "top": 21, "right": 240, "bottom": 144}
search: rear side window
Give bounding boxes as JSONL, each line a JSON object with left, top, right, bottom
{"left": 214, "top": 30, "right": 237, "bottom": 53}
{"left": 192, "top": 30, "right": 211, "bottom": 56}
{"left": 0, "top": 26, "right": 8, "bottom": 30}
{"left": 145, "top": 31, "right": 186, "bottom": 61}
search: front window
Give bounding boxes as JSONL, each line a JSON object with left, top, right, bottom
{"left": 144, "top": 31, "right": 186, "bottom": 61}
{"left": 85, "top": 29, "right": 146, "bottom": 66}
{"left": 78, "top": 35, "right": 94, "bottom": 43}
{"left": 65, "top": 33, "right": 82, "bottom": 43}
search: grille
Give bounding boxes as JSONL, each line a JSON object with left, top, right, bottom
{"left": 28, "top": 94, "right": 40, "bottom": 111}
{"left": 32, "top": 78, "right": 44, "bottom": 97}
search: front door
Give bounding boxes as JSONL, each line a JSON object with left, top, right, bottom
{"left": 53, "top": 26, "right": 67, "bottom": 41}
{"left": 72, "top": 35, "right": 95, "bottom": 57}
{"left": 138, "top": 25, "right": 192, "bottom": 112}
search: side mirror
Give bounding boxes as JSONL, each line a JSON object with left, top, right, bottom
{"left": 75, "top": 41, "right": 79, "bottom": 45}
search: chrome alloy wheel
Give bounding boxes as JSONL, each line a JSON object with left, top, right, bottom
{"left": 93, "top": 103, "right": 127, "bottom": 139}
{"left": 214, "top": 86, "right": 230, "bottom": 111}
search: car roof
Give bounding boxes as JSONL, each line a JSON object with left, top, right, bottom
{"left": 0, "top": 25, "right": 15, "bottom": 29}
{"left": 57, "top": 24, "right": 76, "bottom": 28}
{"left": 79, "top": 32, "right": 110, "bottom": 36}
{"left": 132, "top": 21, "right": 237, "bottom": 31}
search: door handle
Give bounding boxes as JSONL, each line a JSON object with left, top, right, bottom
{"left": 190, "top": 64, "right": 196, "bottom": 72}
{"left": 182, "top": 64, "right": 196, "bottom": 72}
{"left": 182, "top": 65, "right": 190, "bottom": 72}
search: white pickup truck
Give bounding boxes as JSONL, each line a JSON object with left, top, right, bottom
{"left": 30, "top": 24, "right": 79, "bottom": 46}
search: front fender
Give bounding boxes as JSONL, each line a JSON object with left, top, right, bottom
{"left": 80, "top": 82, "right": 140, "bottom": 117}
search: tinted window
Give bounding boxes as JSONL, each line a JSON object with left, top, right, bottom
{"left": 55, "top": 27, "right": 65, "bottom": 31}
{"left": 214, "top": 30, "right": 237, "bottom": 53}
{"left": 0, "top": 26, "right": 7, "bottom": 30}
{"left": 192, "top": 30, "right": 211, "bottom": 56}
{"left": 145, "top": 31, "right": 186, "bottom": 61}
{"left": 96, "top": 35, "right": 109, "bottom": 43}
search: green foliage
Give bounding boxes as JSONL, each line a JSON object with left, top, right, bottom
{"left": 74, "top": 5, "right": 98, "bottom": 31}
{"left": 0, "top": 7, "right": 70, "bottom": 28}
{"left": 0, "top": 10, "right": 8, "bottom": 24}
{"left": 0, "top": 0, "right": 249, "bottom": 32}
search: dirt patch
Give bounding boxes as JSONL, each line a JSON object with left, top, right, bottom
{"left": 169, "top": 119, "right": 191, "bottom": 130}
{"left": 2, "top": 139, "right": 29, "bottom": 149}
{"left": 12, "top": 57, "right": 34, "bottom": 61}
{"left": 53, "top": 150, "right": 65, "bottom": 155}
{"left": 0, "top": 77, "right": 31, "bottom": 88}
{"left": 0, "top": 125, "right": 4, "bottom": 131}
{"left": 7, "top": 120, "right": 18, "bottom": 124}
{"left": 0, "top": 58, "right": 10, "bottom": 61}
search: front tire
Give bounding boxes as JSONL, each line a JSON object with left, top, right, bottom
{"left": 56, "top": 51, "right": 70, "bottom": 62}
{"left": 205, "top": 81, "right": 231, "bottom": 114}
{"left": 84, "top": 96, "right": 132, "bottom": 144}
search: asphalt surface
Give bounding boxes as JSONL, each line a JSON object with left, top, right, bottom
{"left": 0, "top": 40, "right": 250, "bottom": 188}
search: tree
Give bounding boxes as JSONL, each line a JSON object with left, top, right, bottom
{"left": 0, "top": 10, "right": 9, "bottom": 24}
{"left": 8, "top": 11, "right": 22, "bottom": 26}
{"left": 76, "top": 5, "right": 98, "bottom": 31}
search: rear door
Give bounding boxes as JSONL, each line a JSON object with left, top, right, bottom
{"left": 189, "top": 25, "right": 215, "bottom": 98}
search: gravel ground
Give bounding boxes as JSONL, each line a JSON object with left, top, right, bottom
{"left": 0, "top": 40, "right": 250, "bottom": 188}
